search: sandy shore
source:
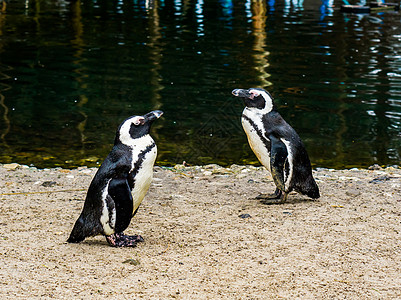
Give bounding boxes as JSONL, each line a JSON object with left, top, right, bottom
{"left": 0, "top": 163, "right": 400, "bottom": 299}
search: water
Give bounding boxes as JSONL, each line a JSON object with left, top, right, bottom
{"left": 0, "top": 0, "right": 400, "bottom": 169}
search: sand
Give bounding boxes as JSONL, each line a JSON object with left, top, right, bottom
{"left": 0, "top": 163, "right": 400, "bottom": 299}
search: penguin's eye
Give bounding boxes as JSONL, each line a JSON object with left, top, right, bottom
{"left": 132, "top": 117, "right": 145, "bottom": 126}
{"left": 249, "top": 90, "right": 260, "bottom": 99}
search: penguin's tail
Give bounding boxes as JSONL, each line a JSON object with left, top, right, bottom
{"left": 295, "top": 174, "right": 320, "bottom": 199}
{"left": 304, "top": 175, "right": 320, "bottom": 199}
{"left": 67, "top": 216, "right": 87, "bottom": 243}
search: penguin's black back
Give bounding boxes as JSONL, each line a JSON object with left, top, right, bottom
{"left": 67, "top": 144, "right": 132, "bottom": 243}
{"left": 262, "top": 111, "right": 320, "bottom": 198}
{"left": 67, "top": 178, "right": 108, "bottom": 243}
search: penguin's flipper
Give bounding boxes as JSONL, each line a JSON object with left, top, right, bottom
{"left": 108, "top": 178, "right": 134, "bottom": 233}
{"left": 268, "top": 134, "right": 288, "bottom": 192}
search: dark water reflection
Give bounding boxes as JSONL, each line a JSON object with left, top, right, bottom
{"left": 0, "top": 0, "right": 400, "bottom": 169}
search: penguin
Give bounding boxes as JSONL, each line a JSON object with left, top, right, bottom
{"left": 67, "top": 110, "right": 163, "bottom": 247}
{"left": 232, "top": 88, "right": 319, "bottom": 204}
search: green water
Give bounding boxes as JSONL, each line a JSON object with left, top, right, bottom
{"left": 0, "top": 0, "right": 400, "bottom": 169}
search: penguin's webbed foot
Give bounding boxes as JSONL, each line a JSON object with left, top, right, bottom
{"left": 256, "top": 188, "right": 282, "bottom": 200}
{"left": 257, "top": 189, "right": 289, "bottom": 205}
{"left": 105, "top": 232, "right": 144, "bottom": 247}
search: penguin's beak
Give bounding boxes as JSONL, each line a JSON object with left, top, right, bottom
{"left": 144, "top": 110, "right": 164, "bottom": 122}
{"left": 232, "top": 89, "right": 250, "bottom": 98}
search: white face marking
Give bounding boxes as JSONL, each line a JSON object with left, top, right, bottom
{"left": 118, "top": 116, "right": 148, "bottom": 146}
{"left": 248, "top": 89, "right": 260, "bottom": 99}
{"left": 133, "top": 116, "right": 145, "bottom": 126}
{"left": 248, "top": 89, "right": 274, "bottom": 113}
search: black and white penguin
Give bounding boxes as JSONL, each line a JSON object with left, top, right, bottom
{"left": 232, "top": 88, "right": 319, "bottom": 204}
{"left": 67, "top": 110, "right": 163, "bottom": 247}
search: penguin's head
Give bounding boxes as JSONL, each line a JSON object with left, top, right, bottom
{"left": 116, "top": 110, "right": 163, "bottom": 145}
{"left": 232, "top": 88, "right": 274, "bottom": 112}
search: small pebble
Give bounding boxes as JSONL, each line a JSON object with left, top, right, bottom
{"left": 42, "top": 181, "right": 57, "bottom": 187}
{"left": 346, "top": 189, "right": 361, "bottom": 197}
{"left": 385, "top": 167, "right": 397, "bottom": 173}
{"left": 239, "top": 213, "right": 252, "bottom": 219}
{"left": 370, "top": 175, "right": 391, "bottom": 183}
{"left": 368, "top": 164, "right": 382, "bottom": 170}
{"left": 122, "top": 259, "right": 140, "bottom": 266}
{"left": 3, "top": 163, "right": 20, "bottom": 170}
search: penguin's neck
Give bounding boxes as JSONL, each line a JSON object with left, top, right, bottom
{"left": 120, "top": 134, "right": 155, "bottom": 150}
{"left": 243, "top": 107, "right": 267, "bottom": 130}
{"left": 244, "top": 104, "right": 272, "bottom": 115}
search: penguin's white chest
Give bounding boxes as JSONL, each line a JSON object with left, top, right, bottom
{"left": 242, "top": 112, "right": 271, "bottom": 172}
{"left": 131, "top": 145, "right": 157, "bottom": 214}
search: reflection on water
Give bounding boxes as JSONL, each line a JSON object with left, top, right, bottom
{"left": 0, "top": 0, "right": 400, "bottom": 169}
{"left": 250, "top": 0, "right": 271, "bottom": 88}
{"left": 0, "top": 64, "right": 11, "bottom": 146}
